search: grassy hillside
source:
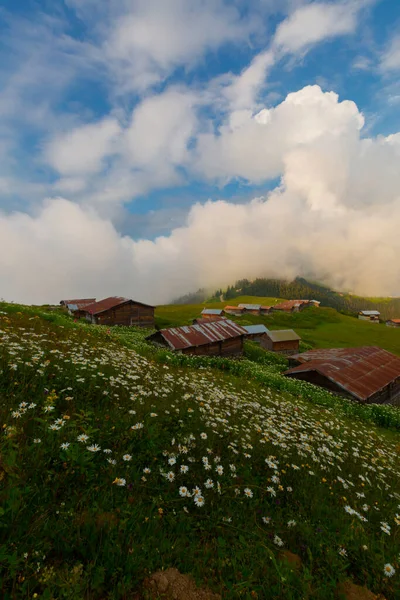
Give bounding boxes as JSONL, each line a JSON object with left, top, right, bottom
{"left": 0, "top": 304, "right": 399, "bottom": 599}
{"left": 217, "top": 277, "right": 400, "bottom": 321}
{"left": 156, "top": 299, "right": 400, "bottom": 356}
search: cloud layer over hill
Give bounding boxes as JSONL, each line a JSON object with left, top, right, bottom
{"left": 1, "top": 1, "right": 400, "bottom": 304}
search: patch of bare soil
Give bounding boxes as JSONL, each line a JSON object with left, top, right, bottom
{"left": 144, "top": 568, "right": 221, "bottom": 600}
{"left": 280, "top": 550, "right": 302, "bottom": 571}
{"left": 337, "top": 581, "right": 386, "bottom": 600}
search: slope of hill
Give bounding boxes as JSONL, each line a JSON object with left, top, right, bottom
{"left": 156, "top": 299, "right": 400, "bottom": 356}
{"left": 1, "top": 304, "right": 399, "bottom": 599}
{"left": 216, "top": 277, "right": 400, "bottom": 321}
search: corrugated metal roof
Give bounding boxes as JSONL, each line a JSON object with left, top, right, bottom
{"left": 84, "top": 296, "right": 154, "bottom": 315}
{"left": 284, "top": 346, "right": 400, "bottom": 402}
{"left": 260, "top": 306, "right": 272, "bottom": 310}
{"left": 273, "top": 300, "right": 309, "bottom": 310}
{"left": 201, "top": 309, "right": 224, "bottom": 315}
{"left": 243, "top": 325, "right": 269, "bottom": 335}
{"left": 359, "top": 310, "right": 380, "bottom": 316}
{"left": 238, "top": 304, "right": 261, "bottom": 310}
{"left": 224, "top": 306, "right": 244, "bottom": 311}
{"left": 266, "top": 329, "right": 301, "bottom": 342}
{"left": 150, "top": 319, "right": 247, "bottom": 350}
{"left": 387, "top": 319, "right": 400, "bottom": 324}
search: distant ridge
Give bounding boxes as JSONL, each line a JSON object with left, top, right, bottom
{"left": 218, "top": 277, "right": 400, "bottom": 321}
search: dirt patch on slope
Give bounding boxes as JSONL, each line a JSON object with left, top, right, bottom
{"left": 144, "top": 568, "right": 221, "bottom": 600}
{"left": 337, "top": 581, "right": 386, "bottom": 600}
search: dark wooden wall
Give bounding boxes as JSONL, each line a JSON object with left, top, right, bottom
{"left": 262, "top": 338, "right": 299, "bottom": 355}
{"left": 94, "top": 302, "right": 154, "bottom": 327}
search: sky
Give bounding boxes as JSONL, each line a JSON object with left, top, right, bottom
{"left": 1, "top": 0, "right": 400, "bottom": 305}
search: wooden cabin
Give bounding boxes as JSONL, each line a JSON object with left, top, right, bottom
{"left": 386, "top": 319, "right": 400, "bottom": 328}
{"left": 243, "top": 324, "right": 270, "bottom": 345}
{"left": 272, "top": 300, "right": 317, "bottom": 313}
{"left": 201, "top": 308, "right": 225, "bottom": 318}
{"left": 238, "top": 303, "right": 261, "bottom": 315}
{"left": 224, "top": 305, "right": 244, "bottom": 316}
{"left": 147, "top": 320, "right": 247, "bottom": 357}
{"left": 285, "top": 346, "right": 400, "bottom": 406}
{"left": 61, "top": 299, "right": 97, "bottom": 319}
{"left": 262, "top": 329, "right": 301, "bottom": 355}
{"left": 260, "top": 306, "right": 272, "bottom": 315}
{"left": 358, "top": 310, "right": 380, "bottom": 323}
{"left": 84, "top": 297, "right": 154, "bottom": 327}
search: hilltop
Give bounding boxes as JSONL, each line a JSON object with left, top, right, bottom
{"left": 175, "top": 277, "right": 400, "bottom": 321}
{"left": 0, "top": 303, "right": 399, "bottom": 599}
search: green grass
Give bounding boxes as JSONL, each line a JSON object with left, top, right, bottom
{"left": 156, "top": 300, "right": 400, "bottom": 357}
{"left": 0, "top": 305, "right": 399, "bottom": 600}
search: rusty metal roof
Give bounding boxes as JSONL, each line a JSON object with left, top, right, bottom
{"left": 224, "top": 306, "right": 244, "bottom": 311}
{"left": 387, "top": 319, "right": 400, "bottom": 324}
{"left": 273, "top": 300, "right": 309, "bottom": 311}
{"left": 284, "top": 346, "right": 400, "bottom": 401}
{"left": 84, "top": 296, "right": 154, "bottom": 315}
{"left": 201, "top": 309, "right": 224, "bottom": 315}
{"left": 260, "top": 306, "right": 272, "bottom": 310}
{"left": 150, "top": 319, "right": 248, "bottom": 350}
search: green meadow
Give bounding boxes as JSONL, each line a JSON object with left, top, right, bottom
{"left": 156, "top": 297, "right": 400, "bottom": 356}
{"left": 0, "top": 303, "right": 399, "bottom": 599}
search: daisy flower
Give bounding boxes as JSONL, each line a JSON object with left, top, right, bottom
{"left": 274, "top": 535, "right": 284, "bottom": 547}
{"left": 113, "top": 478, "right": 126, "bottom": 487}
{"left": 60, "top": 442, "right": 70, "bottom": 450}
{"left": 180, "top": 465, "right": 189, "bottom": 473}
{"left": 166, "top": 471, "right": 175, "bottom": 482}
{"left": 194, "top": 495, "right": 205, "bottom": 507}
{"left": 87, "top": 444, "right": 101, "bottom": 452}
{"left": 383, "top": 564, "right": 395, "bottom": 577}
{"left": 143, "top": 467, "right": 151, "bottom": 474}
{"left": 123, "top": 454, "right": 132, "bottom": 461}
{"left": 205, "top": 479, "right": 214, "bottom": 489}
{"left": 77, "top": 434, "right": 89, "bottom": 443}
{"left": 215, "top": 465, "right": 224, "bottom": 475}
{"left": 179, "top": 486, "right": 190, "bottom": 497}
{"left": 243, "top": 488, "right": 253, "bottom": 498}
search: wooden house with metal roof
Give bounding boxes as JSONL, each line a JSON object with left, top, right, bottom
{"left": 201, "top": 308, "right": 225, "bottom": 318}
{"left": 358, "top": 310, "right": 380, "bottom": 323}
{"left": 147, "top": 320, "right": 247, "bottom": 357}
{"left": 263, "top": 329, "right": 301, "bottom": 355}
{"left": 284, "top": 346, "right": 400, "bottom": 405}
{"left": 386, "top": 319, "right": 400, "bottom": 328}
{"left": 84, "top": 297, "right": 154, "bottom": 327}
{"left": 238, "top": 303, "right": 261, "bottom": 315}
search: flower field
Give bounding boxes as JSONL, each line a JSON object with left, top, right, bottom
{"left": 0, "top": 305, "right": 399, "bottom": 599}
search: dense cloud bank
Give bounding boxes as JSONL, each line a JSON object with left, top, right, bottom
{"left": 1, "top": 85, "right": 400, "bottom": 305}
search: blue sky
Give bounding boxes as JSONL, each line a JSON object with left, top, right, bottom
{"left": 1, "top": 0, "right": 400, "bottom": 304}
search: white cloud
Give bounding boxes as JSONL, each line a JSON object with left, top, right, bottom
{"left": 45, "top": 118, "right": 122, "bottom": 176}
{"left": 380, "top": 35, "right": 400, "bottom": 72}
{"left": 195, "top": 85, "right": 363, "bottom": 183}
{"left": 124, "top": 89, "right": 197, "bottom": 170}
{"left": 273, "top": 1, "right": 360, "bottom": 54}
{"left": 67, "top": 0, "right": 259, "bottom": 93}
{"left": 2, "top": 86, "right": 400, "bottom": 304}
